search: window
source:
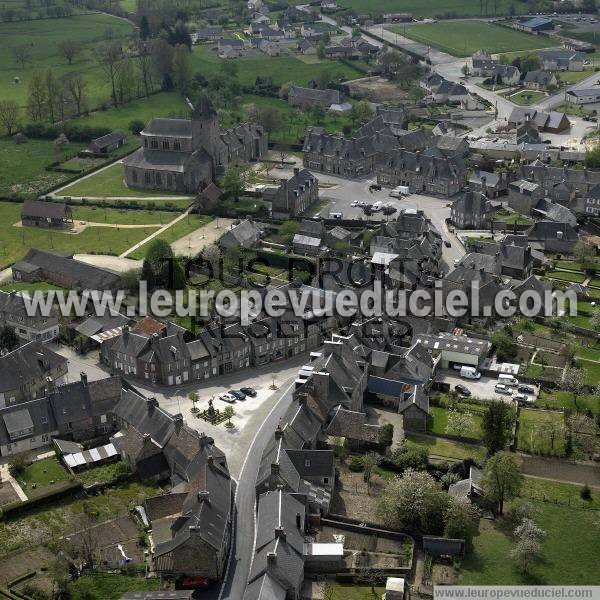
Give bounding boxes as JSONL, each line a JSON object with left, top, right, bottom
{"left": 167, "top": 173, "right": 173, "bottom": 187}
{"left": 156, "top": 172, "right": 162, "bottom": 185}
{"left": 173, "top": 141, "right": 181, "bottom": 150}
{"left": 145, "top": 172, "right": 151, "bottom": 185}
{"left": 304, "top": 459, "right": 311, "bottom": 468}
{"left": 151, "top": 139, "right": 158, "bottom": 149}
{"left": 162, "top": 140, "right": 170, "bottom": 149}
{"left": 132, "top": 170, "right": 138, "bottom": 183}
{"left": 323, "top": 477, "right": 329, "bottom": 484}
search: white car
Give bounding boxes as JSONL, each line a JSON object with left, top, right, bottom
{"left": 351, "top": 200, "right": 359, "bottom": 207}
{"left": 514, "top": 393, "right": 533, "bottom": 404}
{"left": 219, "top": 393, "right": 236, "bottom": 403}
{"left": 494, "top": 384, "right": 513, "bottom": 396}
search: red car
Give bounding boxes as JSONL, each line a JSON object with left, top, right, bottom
{"left": 180, "top": 576, "right": 210, "bottom": 589}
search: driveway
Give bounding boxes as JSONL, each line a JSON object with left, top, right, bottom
{"left": 436, "top": 370, "right": 539, "bottom": 402}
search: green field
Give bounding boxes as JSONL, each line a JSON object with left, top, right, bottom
{"left": 17, "top": 457, "right": 69, "bottom": 489}
{"left": 517, "top": 409, "right": 566, "bottom": 456}
{"left": 69, "top": 574, "right": 159, "bottom": 600}
{"left": 191, "top": 45, "right": 363, "bottom": 87}
{"left": 58, "top": 163, "right": 192, "bottom": 198}
{"left": 391, "top": 21, "right": 553, "bottom": 57}
{"left": 557, "top": 69, "right": 597, "bottom": 85}
{"left": 0, "top": 137, "right": 87, "bottom": 197}
{"left": 72, "top": 205, "right": 183, "bottom": 225}
{"left": 509, "top": 90, "right": 546, "bottom": 106}
{"left": 0, "top": 201, "right": 159, "bottom": 268}
{"left": 325, "top": 0, "right": 528, "bottom": 18}
{"left": 0, "top": 13, "right": 134, "bottom": 109}
{"left": 428, "top": 406, "right": 483, "bottom": 441}
{"left": 460, "top": 480, "right": 600, "bottom": 584}
{"left": 406, "top": 433, "right": 486, "bottom": 460}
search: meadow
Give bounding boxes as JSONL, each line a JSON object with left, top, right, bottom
{"left": 0, "top": 201, "right": 159, "bottom": 268}
{"left": 0, "top": 13, "right": 135, "bottom": 109}
{"left": 390, "top": 21, "right": 554, "bottom": 57}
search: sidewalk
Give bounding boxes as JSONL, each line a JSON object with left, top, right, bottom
{"left": 0, "top": 463, "right": 27, "bottom": 502}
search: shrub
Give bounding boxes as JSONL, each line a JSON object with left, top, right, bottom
{"left": 129, "top": 119, "right": 145, "bottom": 134}
{"left": 8, "top": 455, "right": 27, "bottom": 478}
{"left": 348, "top": 455, "right": 364, "bottom": 472}
{"left": 580, "top": 483, "right": 592, "bottom": 500}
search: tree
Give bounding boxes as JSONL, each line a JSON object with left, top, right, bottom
{"left": 96, "top": 41, "right": 123, "bottom": 106}
{"left": 446, "top": 410, "right": 474, "bottom": 438}
{"left": 121, "top": 269, "right": 140, "bottom": 294}
{"left": 362, "top": 451, "right": 381, "bottom": 492}
{"left": 256, "top": 105, "right": 280, "bottom": 134}
{"left": 377, "top": 468, "right": 442, "bottom": 531}
{"left": 27, "top": 70, "right": 48, "bottom": 122}
{"left": 45, "top": 69, "right": 60, "bottom": 123}
{"left": 129, "top": 119, "right": 145, "bottom": 134}
{"left": 62, "top": 72, "right": 87, "bottom": 115}
{"left": 444, "top": 499, "right": 480, "bottom": 549}
{"left": 172, "top": 44, "right": 192, "bottom": 94}
{"left": 189, "top": 391, "right": 199, "bottom": 413}
{"left": 223, "top": 405, "right": 235, "bottom": 425}
{"left": 533, "top": 417, "right": 565, "bottom": 454}
{"left": 144, "top": 238, "right": 177, "bottom": 288}
{"left": 481, "top": 451, "right": 523, "bottom": 515}
{"left": 49, "top": 554, "right": 71, "bottom": 598}
{"left": 491, "top": 329, "right": 518, "bottom": 362}
{"left": 317, "top": 40, "right": 326, "bottom": 59}
{"left": 520, "top": 53, "right": 540, "bottom": 76}
{"left": 279, "top": 220, "right": 300, "bottom": 245}
{"left": 574, "top": 240, "right": 594, "bottom": 265}
{"left": 115, "top": 57, "right": 135, "bottom": 105}
{"left": 562, "top": 367, "right": 586, "bottom": 407}
{"left": 482, "top": 401, "right": 514, "bottom": 455}
{"left": 151, "top": 38, "right": 175, "bottom": 89}
{"left": 391, "top": 441, "right": 428, "bottom": 472}
{"left": 8, "top": 454, "right": 27, "bottom": 477}
{"left": 510, "top": 537, "right": 541, "bottom": 574}
{"left": 222, "top": 60, "right": 238, "bottom": 79}
{"left": 514, "top": 517, "right": 546, "bottom": 543}
{"left": 220, "top": 163, "right": 248, "bottom": 200}
{"left": 0, "top": 100, "right": 20, "bottom": 135}
{"left": 13, "top": 44, "right": 32, "bottom": 69}
{"left": 591, "top": 308, "right": 600, "bottom": 331}
{"left": 350, "top": 100, "right": 373, "bottom": 127}
{"left": 72, "top": 502, "right": 100, "bottom": 568}
{"left": 585, "top": 146, "right": 600, "bottom": 169}
{"left": 57, "top": 39, "right": 82, "bottom": 65}
{"left": 408, "top": 86, "right": 426, "bottom": 106}
{"left": 139, "top": 15, "right": 150, "bottom": 40}
{"left": 137, "top": 42, "right": 155, "bottom": 98}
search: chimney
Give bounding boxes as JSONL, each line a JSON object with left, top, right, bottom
{"left": 297, "top": 392, "right": 307, "bottom": 406}
{"left": 275, "top": 526, "right": 286, "bottom": 541}
{"left": 275, "top": 424, "right": 283, "bottom": 440}
{"left": 147, "top": 397, "right": 158, "bottom": 413}
{"left": 173, "top": 413, "right": 184, "bottom": 433}
{"left": 151, "top": 332, "right": 159, "bottom": 345}
{"left": 80, "top": 372, "right": 88, "bottom": 387}
{"left": 267, "top": 552, "right": 277, "bottom": 565}
{"left": 271, "top": 462, "right": 280, "bottom": 475}
{"left": 296, "top": 512, "right": 302, "bottom": 529}
{"left": 122, "top": 325, "right": 129, "bottom": 342}
{"left": 293, "top": 167, "right": 300, "bottom": 176}
{"left": 142, "top": 433, "right": 152, "bottom": 445}
{"left": 207, "top": 455, "right": 214, "bottom": 467}
{"left": 197, "top": 490, "right": 210, "bottom": 503}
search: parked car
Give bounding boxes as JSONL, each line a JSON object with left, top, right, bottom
{"left": 240, "top": 386, "right": 257, "bottom": 397}
{"left": 369, "top": 183, "right": 382, "bottom": 191}
{"left": 494, "top": 383, "right": 512, "bottom": 395}
{"left": 455, "top": 384, "right": 471, "bottom": 397}
{"left": 351, "top": 200, "right": 359, "bottom": 207}
{"left": 444, "top": 240, "right": 451, "bottom": 248}
{"left": 180, "top": 576, "right": 210, "bottom": 590}
{"left": 514, "top": 393, "right": 533, "bottom": 404}
{"left": 518, "top": 385, "right": 535, "bottom": 394}
{"left": 229, "top": 389, "right": 246, "bottom": 400}
{"left": 452, "top": 363, "right": 465, "bottom": 371}
{"left": 219, "top": 393, "right": 236, "bottom": 403}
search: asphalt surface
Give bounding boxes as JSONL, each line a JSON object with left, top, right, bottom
{"left": 217, "top": 382, "right": 296, "bottom": 600}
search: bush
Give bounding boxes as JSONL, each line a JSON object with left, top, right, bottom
{"left": 8, "top": 455, "right": 27, "bottom": 478}
{"left": 580, "top": 483, "right": 592, "bottom": 500}
{"left": 391, "top": 441, "right": 428, "bottom": 472}
{"left": 129, "top": 119, "right": 145, "bottom": 135}
{"left": 348, "top": 455, "right": 364, "bottom": 472}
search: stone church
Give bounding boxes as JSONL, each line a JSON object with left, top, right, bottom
{"left": 123, "top": 96, "right": 268, "bottom": 194}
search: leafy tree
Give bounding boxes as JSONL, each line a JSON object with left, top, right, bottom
{"left": 377, "top": 468, "right": 444, "bottom": 532}
{"left": 491, "top": 329, "right": 518, "bottom": 362}
{"left": 121, "top": 269, "right": 140, "bottom": 294}
{"left": 446, "top": 410, "right": 474, "bottom": 438}
{"left": 533, "top": 417, "right": 565, "bottom": 454}
{"left": 591, "top": 308, "right": 600, "bottom": 331}
{"left": 378, "top": 423, "right": 394, "bottom": 448}
{"left": 189, "top": 391, "right": 199, "bottom": 412}
{"left": 362, "top": 451, "right": 381, "bottom": 492}
{"left": 129, "top": 119, "right": 145, "bottom": 134}
{"left": 444, "top": 499, "right": 480, "bottom": 549}
{"left": 350, "top": 100, "right": 373, "bottom": 127}
{"left": 510, "top": 537, "right": 541, "bottom": 574}
{"left": 220, "top": 163, "right": 248, "bottom": 200}
{"left": 562, "top": 367, "right": 586, "bottom": 407}
{"left": 140, "top": 15, "right": 150, "bottom": 40}
{"left": 279, "top": 220, "right": 300, "bottom": 245}
{"left": 172, "top": 44, "right": 192, "bottom": 94}
{"left": 95, "top": 41, "right": 123, "bottom": 107}
{"left": 520, "top": 53, "right": 540, "bottom": 75}
{"left": 391, "top": 441, "right": 428, "bottom": 471}
{"left": 514, "top": 517, "right": 546, "bottom": 543}
{"left": 482, "top": 401, "right": 514, "bottom": 455}
{"left": 481, "top": 451, "right": 523, "bottom": 514}
{"left": 256, "top": 105, "right": 280, "bottom": 133}
{"left": 144, "top": 239, "right": 178, "bottom": 288}
{"left": 317, "top": 40, "right": 326, "bottom": 59}
{"left": 223, "top": 405, "right": 235, "bottom": 425}
{"left": 8, "top": 455, "right": 27, "bottom": 478}
{"left": 585, "top": 146, "right": 600, "bottom": 168}
{"left": 141, "top": 258, "right": 155, "bottom": 288}
{"left": 574, "top": 240, "right": 594, "bottom": 265}
{"left": 0, "top": 325, "right": 19, "bottom": 353}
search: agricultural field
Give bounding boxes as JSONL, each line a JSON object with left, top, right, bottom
{"left": 390, "top": 21, "right": 554, "bottom": 57}
{"left": 190, "top": 45, "right": 363, "bottom": 88}
{"left": 318, "top": 0, "right": 528, "bottom": 18}
{"left": 460, "top": 480, "right": 600, "bottom": 585}
{"left": 0, "top": 13, "right": 135, "bottom": 109}
{"left": 0, "top": 201, "right": 159, "bottom": 268}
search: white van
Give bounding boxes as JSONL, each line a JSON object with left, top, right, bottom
{"left": 389, "top": 185, "right": 409, "bottom": 198}
{"left": 460, "top": 366, "right": 481, "bottom": 380}
{"left": 372, "top": 201, "right": 383, "bottom": 212}
{"left": 329, "top": 212, "right": 343, "bottom": 219}
{"left": 498, "top": 374, "right": 519, "bottom": 387}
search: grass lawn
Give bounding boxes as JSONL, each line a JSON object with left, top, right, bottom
{"left": 58, "top": 163, "right": 193, "bottom": 198}
{"left": 0, "top": 201, "right": 158, "bottom": 269}
{"left": 389, "top": 21, "right": 552, "bottom": 57}
{"left": 190, "top": 45, "right": 363, "bottom": 88}
{"left": 575, "top": 358, "right": 600, "bottom": 385}
{"left": 517, "top": 408, "right": 566, "bottom": 457}
{"left": 329, "top": 583, "right": 385, "bottom": 599}
{"left": 556, "top": 70, "right": 597, "bottom": 85}
{"left": 0, "top": 137, "right": 87, "bottom": 198}
{"left": 428, "top": 406, "right": 482, "bottom": 441}
{"left": 0, "top": 14, "right": 134, "bottom": 110}
{"left": 329, "top": 0, "right": 527, "bottom": 18}
{"left": 76, "top": 461, "right": 129, "bottom": 486}
{"left": 128, "top": 214, "right": 213, "bottom": 259}
{"left": 536, "top": 390, "right": 600, "bottom": 414}
{"left": 72, "top": 205, "right": 183, "bottom": 225}
{"left": 69, "top": 574, "right": 159, "bottom": 600}
{"left": 545, "top": 270, "right": 586, "bottom": 283}
{"left": 509, "top": 89, "right": 546, "bottom": 105}
{"left": 460, "top": 481, "right": 600, "bottom": 584}
{"left": 406, "top": 434, "right": 486, "bottom": 461}
{"left": 497, "top": 211, "right": 534, "bottom": 225}
{"left": 556, "top": 102, "right": 593, "bottom": 117}
{"left": 554, "top": 259, "right": 585, "bottom": 271}
{"left": 0, "top": 281, "right": 66, "bottom": 294}
{"left": 17, "top": 457, "right": 70, "bottom": 490}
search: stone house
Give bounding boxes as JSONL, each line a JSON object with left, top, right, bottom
{"left": 0, "top": 290, "right": 60, "bottom": 343}
{"left": 21, "top": 200, "right": 73, "bottom": 229}
{"left": 271, "top": 168, "right": 319, "bottom": 219}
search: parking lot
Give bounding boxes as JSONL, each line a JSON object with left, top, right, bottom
{"left": 436, "top": 369, "right": 539, "bottom": 403}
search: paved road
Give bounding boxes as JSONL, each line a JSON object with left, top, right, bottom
{"left": 218, "top": 381, "right": 296, "bottom": 600}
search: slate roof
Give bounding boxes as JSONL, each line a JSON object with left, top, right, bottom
{"left": 91, "top": 131, "right": 125, "bottom": 148}
{"left": 142, "top": 118, "right": 192, "bottom": 138}
{"left": 22, "top": 200, "right": 70, "bottom": 220}
{"left": 289, "top": 86, "right": 340, "bottom": 105}
{"left": 524, "top": 69, "right": 553, "bottom": 85}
